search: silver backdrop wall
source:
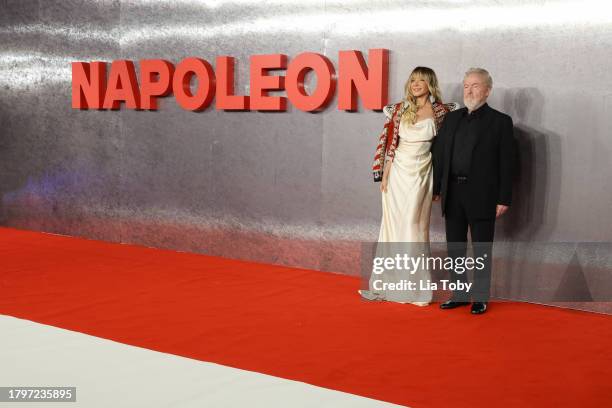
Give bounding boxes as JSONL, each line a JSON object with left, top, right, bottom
{"left": 1, "top": 0, "right": 611, "bottom": 313}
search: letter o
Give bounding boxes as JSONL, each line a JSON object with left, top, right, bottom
{"left": 173, "top": 58, "right": 216, "bottom": 111}
{"left": 286, "top": 53, "right": 336, "bottom": 112}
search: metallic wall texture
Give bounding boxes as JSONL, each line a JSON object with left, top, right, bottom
{"left": 1, "top": 0, "right": 611, "bottom": 312}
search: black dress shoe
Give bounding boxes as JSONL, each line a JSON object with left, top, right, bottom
{"left": 440, "top": 300, "right": 470, "bottom": 309}
{"left": 471, "top": 302, "right": 488, "bottom": 314}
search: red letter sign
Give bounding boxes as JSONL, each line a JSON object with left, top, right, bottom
{"left": 338, "top": 49, "right": 389, "bottom": 111}
{"left": 140, "top": 59, "right": 174, "bottom": 110}
{"left": 103, "top": 60, "right": 141, "bottom": 110}
{"left": 72, "top": 61, "right": 106, "bottom": 109}
{"left": 216, "top": 56, "right": 250, "bottom": 110}
{"left": 72, "top": 49, "right": 391, "bottom": 112}
{"left": 286, "top": 52, "right": 336, "bottom": 112}
{"left": 173, "top": 58, "right": 216, "bottom": 111}
{"left": 250, "top": 54, "right": 287, "bottom": 111}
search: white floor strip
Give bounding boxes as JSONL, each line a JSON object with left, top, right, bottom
{"left": 0, "top": 315, "right": 406, "bottom": 408}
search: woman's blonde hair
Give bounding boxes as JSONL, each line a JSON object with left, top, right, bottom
{"left": 401, "top": 66, "right": 442, "bottom": 124}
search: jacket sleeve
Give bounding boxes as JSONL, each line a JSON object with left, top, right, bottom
{"left": 372, "top": 106, "right": 396, "bottom": 182}
{"left": 383, "top": 103, "right": 399, "bottom": 162}
{"left": 432, "top": 115, "right": 448, "bottom": 196}
{"left": 497, "top": 115, "right": 516, "bottom": 206}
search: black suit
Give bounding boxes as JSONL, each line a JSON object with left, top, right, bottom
{"left": 432, "top": 103, "right": 516, "bottom": 302}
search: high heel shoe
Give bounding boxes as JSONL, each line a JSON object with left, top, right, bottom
{"left": 358, "top": 289, "right": 383, "bottom": 301}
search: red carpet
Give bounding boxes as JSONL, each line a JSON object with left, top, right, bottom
{"left": 1, "top": 227, "right": 611, "bottom": 407}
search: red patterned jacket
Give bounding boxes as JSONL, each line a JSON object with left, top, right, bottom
{"left": 372, "top": 100, "right": 459, "bottom": 182}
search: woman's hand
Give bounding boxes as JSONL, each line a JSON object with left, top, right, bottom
{"left": 380, "top": 175, "right": 389, "bottom": 193}
{"left": 380, "top": 160, "right": 392, "bottom": 193}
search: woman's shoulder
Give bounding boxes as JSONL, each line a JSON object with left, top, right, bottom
{"left": 435, "top": 101, "right": 460, "bottom": 114}
{"left": 432, "top": 101, "right": 461, "bottom": 130}
{"left": 383, "top": 100, "right": 408, "bottom": 119}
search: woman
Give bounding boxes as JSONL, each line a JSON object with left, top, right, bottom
{"left": 360, "top": 67, "right": 458, "bottom": 306}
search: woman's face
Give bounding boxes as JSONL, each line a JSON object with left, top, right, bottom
{"left": 410, "top": 76, "right": 430, "bottom": 98}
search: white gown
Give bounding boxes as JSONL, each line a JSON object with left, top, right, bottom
{"left": 368, "top": 117, "right": 436, "bottom": 303}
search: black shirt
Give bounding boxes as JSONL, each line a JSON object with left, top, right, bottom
{"left": 450, "top": 103, "right": 488, "bottom": 176}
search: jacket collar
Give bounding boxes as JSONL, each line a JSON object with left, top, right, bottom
{"left": 464, "top": 102, "right": 490, "bottom": 118}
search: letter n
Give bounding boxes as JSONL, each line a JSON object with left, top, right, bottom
{"left": 71, "top": 62, "right": 106, "bottom": 109}
{"left": 338, "top": 49, "right": 389, "bottom": 111}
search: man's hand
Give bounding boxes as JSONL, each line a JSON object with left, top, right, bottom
{"left": 432, "top": 194, "right": 440, "bottom": 202}
{"left": 496, "top": 204, "right": 509, "bottom": 218}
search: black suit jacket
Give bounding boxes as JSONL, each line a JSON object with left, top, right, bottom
{"left": 432, "top": 103, "right": 516, "bottom": 219}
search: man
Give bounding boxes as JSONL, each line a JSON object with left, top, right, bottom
{"left": 432, "top": 68, "right": 516, "bottom": 315}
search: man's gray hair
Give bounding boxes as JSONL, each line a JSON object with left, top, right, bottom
{"left": 465, "top": 67, "right": 493, "bottom": 89}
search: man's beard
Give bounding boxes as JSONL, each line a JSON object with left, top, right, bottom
{"left": 464, "top": 97, "right": 483, "bottom": 111}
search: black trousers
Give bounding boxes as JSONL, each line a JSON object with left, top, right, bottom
{"left": 444, "top": 181, "right": 495, "bottom": 302}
